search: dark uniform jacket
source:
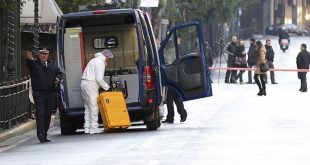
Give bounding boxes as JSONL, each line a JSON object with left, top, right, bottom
{"left": 247, "top": 44, "right": 257, "bottom": 65}
{"left": 26, "top": 59, "right": 63, "bottom": 92}
{"left": 265, "top": 45, "right": 275, "bottom": 62}
{"left": 296, "top": 50, "right": 310, "bottom": 69}
{"left": 296, "top": 50, "right": 310, "bottom": 79}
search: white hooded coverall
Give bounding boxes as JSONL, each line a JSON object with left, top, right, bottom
{"left": 81, "top": 50, "right": 111, "bottom": 134}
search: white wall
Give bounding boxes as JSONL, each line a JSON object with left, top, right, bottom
{"left": 20, "top": 0, "right": 63, "bottom": 24}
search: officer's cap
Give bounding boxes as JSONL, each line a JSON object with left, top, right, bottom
{"left": 38, "top": 47, "right": 50, "bottom": 54}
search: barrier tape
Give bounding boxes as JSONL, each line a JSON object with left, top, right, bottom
{"left": 209, "top": 67, "right": 310, "bottom": 72}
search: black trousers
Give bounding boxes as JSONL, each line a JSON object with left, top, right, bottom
{"left": 33, "top": 91, "right": 56, "bottom": 138}
{"left": 166, "top": 89, "right": 187, "bottom": 121}
{"left": 264, "top": 61, "right": 276, "bottom": 83}
{"left": 225, "top": 56, "right": 237, "bottom": 82}
{"left": 299, "top": 72, "right": 307, "bottom": 91}
{"left": 254, "top": 74, "right": 266, "bottom": 90}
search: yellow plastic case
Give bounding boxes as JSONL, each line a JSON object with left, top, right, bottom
{"left": 97, "top": 92, "right": 131, "bottom": 131}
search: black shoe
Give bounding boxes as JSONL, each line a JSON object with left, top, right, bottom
{"left": 271, "top": 82, "right": 278, "bottom": 84}
{"left": 225, "top": 80, "right": 229, "bottom": 83}
{"left": 38, "top": 134, "right": 51, "bottom": 143}
{"left": 230, "top": 80, "right": 237, "bottom": 84}
{"left": 300, "top": 89, "right": 307, "bottom": 92}
{"left": 257, "top": 90, "right": 263, "bottom": 96}
{"left": 246, "top": 82, "right": 252, "bottom": 84}
{"left": 180, "top": 116, "right": 187, "bottom": 122}
{"left": 40, "top": 139, "right": 51, "bottom": 143}
{"left": 162, "top": 120, "right": 173, "bottom": 124}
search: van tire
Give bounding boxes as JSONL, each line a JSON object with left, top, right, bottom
{"left": 60, "top": 112, "right": 77, "bottom": 135}
{"left": 146, "top": 108, "right": 160, "bottom": 130}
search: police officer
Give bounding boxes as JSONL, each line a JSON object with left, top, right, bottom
{"left": 26, "top": 47, "right": 62, "bottom": 143}
{"left": 162, "top": 88, "right": 187, "bottom": 124}
{"left": 296, "top": 44, "right": 310, "bottom": 92}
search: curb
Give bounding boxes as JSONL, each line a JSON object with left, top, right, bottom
{"left": 0, "top": 119, "right": 36, "bottom": 143}
{"left": 0, "top": 115, "right": 57, "bottom": 143}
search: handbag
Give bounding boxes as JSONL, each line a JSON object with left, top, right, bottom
{"left": 260, "top": 63, "right": 269, "bottom": 72}
{"left": 235, "top": 56, "right": 246, "bottom": 65}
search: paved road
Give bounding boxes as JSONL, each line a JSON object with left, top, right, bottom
{"left": 0, "top": 36, "right": 310, "bottom": 165}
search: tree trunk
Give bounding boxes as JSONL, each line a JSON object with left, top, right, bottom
{"left": 152, "top": 5, "right": 166, "bottom": 40}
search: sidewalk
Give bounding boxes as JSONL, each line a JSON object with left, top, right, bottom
{"left": 0, "top": 120, "right": 36, "bottom": 143}
{"left": 0, "top": 115, "right": 57, "bottom": 143}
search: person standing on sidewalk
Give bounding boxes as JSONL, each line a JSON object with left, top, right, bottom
{"left": 246, "top": 38, "right": 257, "bottom": 84}
{"left": 265, "top": 39, "right": 278, "bottom": 84}
{"left": 162, "top": 88, "right": 187, "bottom": 124}
{"left": 26, "top": 47, "right": 63, "bottom": 143}
{"left": 296, "top": 44, "right": 310, "bottom": 92}
{"left": 224, "top": 36, "right": 238, "bottom": 83}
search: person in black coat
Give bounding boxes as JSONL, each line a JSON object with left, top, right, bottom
{"left": 265, "top": 39, "right": 278, "bottom": 84}
{"left": 26, "top": 47, "right": 63, "bottom": 142}
{"left": 247, "top": 38, "right": 257, "bottom": 84}
{"left": 296, "top": 44, "right": 310, "bottom": 92}
{"left": 278, "top": 29, "right": 290, "bottom": 45}
{"left": 234, "top": 39, "right": 247, "bottom": 83}
{"left": 224, "top": 36, "right": 238, "bottom": 83}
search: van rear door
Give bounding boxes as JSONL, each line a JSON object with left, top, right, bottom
{"left": 158, "top": 21, "right": 212, "bottom": 101}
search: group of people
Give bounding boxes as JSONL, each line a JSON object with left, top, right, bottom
{"left": 224, "top": 35, "right": 310, "bottom": 95}
{"left": 224, "top": 36, "right": 278, "bottom": 85}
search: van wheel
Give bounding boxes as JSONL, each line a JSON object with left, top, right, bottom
{"left": 146, "top": 108, "right": 160, "bottom": 130}
{"left": 60, "top": 112, "right": 77, "bottom": 135}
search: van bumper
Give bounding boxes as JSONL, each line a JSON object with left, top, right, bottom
{"left": 60, "top": 106, "right": 154, "bottom": 118}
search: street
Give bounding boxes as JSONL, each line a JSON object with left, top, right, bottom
{"left": 0, "top": 36, "right": 310, "bottom": 165}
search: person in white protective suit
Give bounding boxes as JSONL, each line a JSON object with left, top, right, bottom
{"left": 81, "top": 49, "right": 113, "bottom": 134}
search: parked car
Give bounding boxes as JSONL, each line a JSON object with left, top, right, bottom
{"left": 265, "top": 23, "right": 308, "bottom": 36}
{"left": 56, "top": 9, "right": 213, "bottom": 134}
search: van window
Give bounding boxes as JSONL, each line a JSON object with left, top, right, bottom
{"left": 93, "top": 36, "right": 118, "bottom": 49}
{"left": 163, "top": 36, "right": 177, "bottom": 65}
{"left": 176, "top": 26, "right": 200, "bottom": 57}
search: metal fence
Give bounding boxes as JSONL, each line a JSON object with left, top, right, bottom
{"left": 0, "top": 79, "right": 33, "bottom": 130}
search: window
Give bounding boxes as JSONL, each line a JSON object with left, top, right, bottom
{"left": 93, "top": 36, "right": 118, "bottom": 49}
{"left": 163, "top": 36, "right": 177, "bottom": 65}
{"left": 176, "top": 26, "right": 200, "bottom": 57}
